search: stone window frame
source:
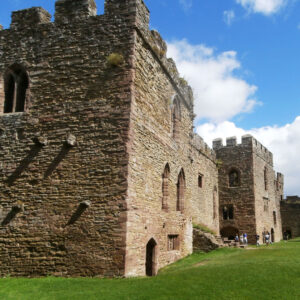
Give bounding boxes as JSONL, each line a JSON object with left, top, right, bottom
{"left": 213, "top": 186, "right": 218, "bottom": 219}
{"left": 263, "top": 197, "right": 269, "bottom": 212}
{"left": 198, "top": 174, "right": 203, "bottom": 188}
{"left": 264, "top": 166, "right": 268, "bottom": 191}
{"left": 167, "top": 234, "right": 179, "bottom": 251}
{"left": 2, "top": 63, "right": 30, "bottom": 114}
{"left": 273, "top": 211, "right": 277, "bottom": 225}
{"left": 176, "top": 168, "right": 185, "bottom": 213}
{"left": 162, "top": 163, "right": 170, "bottom": 210}
{"left": 222, "top": 205, "right": 234, "bottom": 220}
{"left": 228, "top": 167, "right": 241, "bottom": 188}
{"left": 171, "top": 95, "right": 181, "bottom": 141}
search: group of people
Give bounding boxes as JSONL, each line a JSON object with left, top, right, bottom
{"left": 233, "top": 232, "right": 274, "bottom": 246}
{"left": 235, "top": 233, "right": 248, "bottom": 245}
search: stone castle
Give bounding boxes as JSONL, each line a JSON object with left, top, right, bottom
{"left": 0, "top": 0, "right": 290, "bottom": 277}
{"left": 281, "top": 196, "right": 300, "bottom": 239}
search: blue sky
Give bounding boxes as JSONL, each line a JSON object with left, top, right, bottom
{"left": 1, "top": 0, "right": 300, "bottom": 195}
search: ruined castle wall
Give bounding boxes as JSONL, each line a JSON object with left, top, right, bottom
{"left": 215, "top": 137, "right": 257, "bottom": 243}
{"left": 125, "top": 27, "right": 218, "bottom": 276}
{"left": 281, "top": 197, "right": 300, "bottom": 238}
{"left": 251, "top": 138, "right": 283, "bottom": 242}
{"left": 0, "top": 1, "right": 136, "bottom": 277}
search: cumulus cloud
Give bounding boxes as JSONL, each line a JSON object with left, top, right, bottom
{"left": 223, "top": 10, "right": 236, "bottom": 25}
{"left": 236, "top": 0, "right": 288, "bottom": 15}
{"left": 196, "top": 117, "right": 300, "bottom": 195}
{"left": 167, "top": 39, "right": 259, "bottom": 122}
{"left": 179, "top": 0, "right": 193, "bottom": 11}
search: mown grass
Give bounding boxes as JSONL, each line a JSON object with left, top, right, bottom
{"left": 0, "top": 239, "right": 299, "bottom": 300}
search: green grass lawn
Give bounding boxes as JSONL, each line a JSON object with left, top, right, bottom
{"left": 0, "top": 239, "right": 299, "bottom": 300}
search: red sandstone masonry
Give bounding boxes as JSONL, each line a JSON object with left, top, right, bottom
{"left": 214, "top": 135, "right": 283, "bottom": 244}
{"left": 0, "top": 0, "right": 139, "bottom": 277}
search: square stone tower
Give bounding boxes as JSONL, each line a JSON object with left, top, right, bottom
{"left": 0, "top": 0, "right": 219, "bottom": 277}
{"left": 213, "top": 135, "right": 283, "bottom": 244}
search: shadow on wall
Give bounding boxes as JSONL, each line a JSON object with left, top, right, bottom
{"left": 5, "top": 144, "right": 43, "bottom": 186}
{"left": 44, "top": 143, "right": 72, "bottom": 179}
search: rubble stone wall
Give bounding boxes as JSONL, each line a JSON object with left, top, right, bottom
{"left": 281, "top": 196, "right": 300, "bottom": 238}
{"left": 214, "top": 136, "right": 257, "bottom": 243}
{"left": 125, "top": 27, "right": 219, "bottom": 276}
{"left": 251, "top": 137, "right": 283, "bottom": 243}
{"left": 215, "top": 135, "right": 283, "bottom": 244}
{"left": 0, "top": 0, "right": 137, "bottom": 277}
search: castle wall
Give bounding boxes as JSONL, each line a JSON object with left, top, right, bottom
{"left": 281, "top": 196, "right": 300, "bottom": 238}
{"left": 214, "top": 136, "right": 257, "bottom": 243}
{"left": 215, "top": 135, "right": 283, "bottom": 244}
{"left": 0, "top": 1, "right": 136, "bottom": 277}
{"left": 124, "top": 26, "right": 219, "bottom": 276}
{"left": 251, "top": 137, "right": 283, "bottom": 242}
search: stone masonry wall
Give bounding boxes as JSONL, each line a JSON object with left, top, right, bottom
{"left": 281, "top": 196, "right": 300, "bottom": 238}
{"left": 214, "top": 136, "right": 257, "bottom": 244}
{"left": 214, "top": 135, "right": 283, "bottom": 244}
{"left": 0, "top": 0, "right": 138, "bottom": 277}
{"left": 251, "top": 137, "right": 283, "bottom": 243}
{"left": 124, "top": 24, "right": 219, "bottom": 276}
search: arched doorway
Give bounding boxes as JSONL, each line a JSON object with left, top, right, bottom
{"left": 146, "top": 238, "right": 157, "bottom": 276}
{"left": 220, "top": 226, "right": 239, "bottom": 240}
{"left": 271, "top": 228, "right": 275, "bottom": 243}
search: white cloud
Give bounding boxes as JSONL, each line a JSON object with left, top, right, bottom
{"left": 196, "top": 117, "right": 300, "bottom": 195}
{"left": 167, "top": 39, "right": 259, "bottom": 122}
{"left": 179, "top": 0, "right": 193, "bottom": 11}
{"left": 236, "top": 0, "right": 288, "bottom": 15}
{"left": 223, "top": 10, "right": 235, "bottom": 25}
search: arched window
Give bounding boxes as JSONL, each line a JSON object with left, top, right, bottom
{"left": 273, "top": 211, "right": 277, "bottom": 225}
{"left": 213, "top": 186, "right": 218, "bottom": 219}
{"left": 222, "top": 205, "right": 234, "bottom": 220}
{"left": 198, "top": 174, "right": 203, "bottom": 188}
{"left": 172, "top": 96, "right": 181, "bottom": 141}
{"left": 162, "top": 163, "right": 170, "bottom": 210}
{"left": 176, "top": 168, "right": 185, "bottom": 212}
{"left": 229, "top": 169, "right": 240, "bottom": 187}
{"left": 4, "top": 64, "right": 29, "bottom": 113}
{"left": 264, "top": 167, "right": 268, "bottom": 190}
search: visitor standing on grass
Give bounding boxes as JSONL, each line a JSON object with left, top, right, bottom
{"left": 240, "top": 233, "right": 244, "bottom": 244}
{"left": 256, "top": 235, "right": 260, "bottom": 246}
{"left": 265, "top": 232, "right": 270, "bottom": 246}
{"left": 235, "top": 234, "right": 239, "bottom": 243}
{"left": 243, "top": 233, "right": 248, "bottom": 245}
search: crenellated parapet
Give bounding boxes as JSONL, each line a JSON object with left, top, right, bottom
{"left": 2, "top": 0, "right": 193, "bottom": 111}
{"left": 191, "top": 134, "right": 216, "bottom": 161}
{"left": 55, "top": 0, "right": 97, "bottom": 24}
{"left": 213, "top": 134, "right": 273, "bottom": 166}
{"left": 10, "top": 7, "right": 51, "bottom": 30}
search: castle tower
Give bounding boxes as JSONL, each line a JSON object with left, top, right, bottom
{"left": 213, "top": 135, "right": 283, "bottom": 244}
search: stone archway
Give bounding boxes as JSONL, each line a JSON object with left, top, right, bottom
{"left": 145, "top": 238, "right": 157, "bottom": 276}
{"left": 220, "top": 226, "right": 239, "bottom": 240}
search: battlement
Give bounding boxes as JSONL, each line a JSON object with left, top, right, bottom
{"left": 3, "top": 0, "right": 193, "bottom": 111}
{"left": 192, "top": 134, "right": 216, "bottom": 160}
{"left": 284, "top": 196, "right": 300, "bottom": 204}
{"left": 55, "top": 0, "right": 97, "bottom": 24}
{"left": 10, "top": 7, "right": 51, "bottom": 30}
{"left": 213, "top": 134, "right": 273, "bottom": 165}
{"left": 277, "top": 172, "right": 284, "bottom": 184}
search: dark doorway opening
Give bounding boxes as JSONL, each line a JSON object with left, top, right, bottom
{"left": 146, "top": 238, "right": 157, "bottom": 276}
{"left": 221, "top": 226, "right": 239, "bottom": 240}
{"left": 271, "top": 228, "right": 275, "bottom": 243}
{"left": 286, "top": 229, "right": 292, "bottom": 239}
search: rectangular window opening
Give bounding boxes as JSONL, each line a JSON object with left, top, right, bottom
{"left": 168, "top": 235, "right": 179, "bottom": 251}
